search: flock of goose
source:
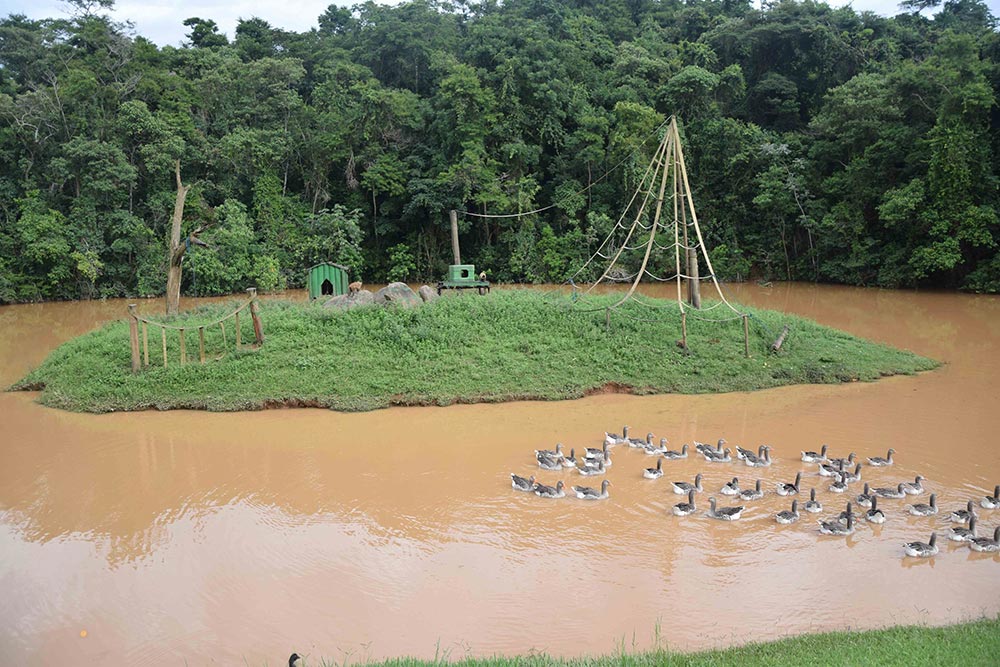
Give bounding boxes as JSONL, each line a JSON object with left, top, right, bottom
{"left": 510, "top": 427, "right": 1000, "bottom": 558}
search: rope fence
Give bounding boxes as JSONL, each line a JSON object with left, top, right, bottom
{"left": 126, "top": 288, "right": 264, "bottom": 373}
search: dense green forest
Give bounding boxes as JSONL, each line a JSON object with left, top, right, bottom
{"left": 0, "top": 0, "right": 998, "bottom": 302}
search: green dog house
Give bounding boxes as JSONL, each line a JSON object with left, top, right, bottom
{"left": 307, "top": 262, "right": 350, "bottom": 299}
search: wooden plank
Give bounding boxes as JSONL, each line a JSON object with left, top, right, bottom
{"left": 161, "top": 326, "right": 168, "bottom": 368}
{"left": 179, "top": 328, "right": 186, "bottom": 366}
{"left": 198, "top": 326, "right": 206, "bottom": 364}
{"left": 235, "top": 312, "right": 241, "bottom": 348}
{"left": 771, "top": 324, "right": 790, "bottom": 353}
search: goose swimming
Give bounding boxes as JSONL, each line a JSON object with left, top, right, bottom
{"left": 981, "top": 485, "right": 1000, "bottom": 510}
{"left": 721, "top": 477, "right": 740, "bottom": 496}
{"left": 829, "top": 473, "right": 849, "bottom": 494}
{"left": 836, "top": 502, "right": 855, "bottom": 524}
{"left": 672, "top": 490, "right": 697, "bottom": 516}
{"left": 703, "top": 447, "right": 733, "bottom": 463}
{"left": 584, "top": 442, "right": 610, "bottom": 461}
{"left": 577, "top": 459, "right": 607, "bottom": 476}
{"left": 901, "top": 475, "right": 925, "bottom": 495}
{"left": 968, "top": 526, "right": 1000, "bottom": 553}
{"left": 776, "top": 500, "right": 800, "bottom": 524}
{"left": 856, "top": 483, "right": 874, "bottom": 508}
{"left": 707, "top": 496, "right": 744, "bottom": 521}
{"left": 573, "top": 479, "right": 611, "bottom": 500}
{"left": 803, "top": 488, "right": 823, "bottom": 513}
{"left": 604, "top": 426, "right": 629, "bottom": 446}
{"left": 819, "top": 513, "right": 855, "bottom": 535}
{"left": 744, "top": 446, "right": 772, "bottom": 468}
{"left": 866, "top": 496, "right": 886, "bottom": 524}
{"left": 827, "top": 452, "right": 857, "bottom": 469}
{"left": 696, "top": 439, "right": 726, "bottom": 456}
{"left": 949, "top": 516, "right": 977, "bottom": 542}
{"left": 533, "top": 480, "right": 565, "bottom": 498}
{"left": 867, "top": 448, "right": 895, "bottom": 467}
{"left": 536, "top": 453, "right": 562, "bottom": 471}
{"left": 777, "top": 472, "right": 802, "bottom": 497}
{"left": 672, "top": 473, "right": 703, "bottom": 495}
{"left": 643, "top": 459, "right": 663, "bottom": 479}
{"left": 535, "top": 443, "right": 564, "bottom": 460}
{"left": 801, "top": 444, "right": 828, "bottom": 463}
{"left": 644, "top": 437, "right": 669, "bottom": 456}
{"left": 949, "top": 500, "right": 976, "bottom": 523}
{"left": 511, "top": 473, "right": 535, "bottom": 492}
{"left": 662, "top": 443, "right": 689, "bottom": 460}
{"left": 626, "top": 431, "right": 650, "bottom": 448}
{"left": 908, "top": 493, "right": 937, "bottom": 517}
{"left": 902, "top": 532, "right": 938, "bottom": 558}
{"left": 560, "top": 448, "right": 578, "bottom": 468}
{"left": 841, "top": 463, "right": 862, "bottom": 484}
{"left": 873, "top": 483, "right": 906, "bottom": 499}
{"left": 739, "top": 479, "right": 764, "bottom": 501}
{"left": 735, "top": 445, "right": 753, "bottom": 461}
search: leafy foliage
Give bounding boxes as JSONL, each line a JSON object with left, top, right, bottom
{"left": 0, "top": 0, "right": 998, "bottom": 302}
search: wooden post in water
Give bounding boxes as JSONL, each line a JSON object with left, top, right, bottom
{"left": 161, "top": 327, "right": 168, "bottom": 368}
{"left": 449, "top": 209, "right": 461, "bottom": 265}
{"left": 179, "top": 328, "right": 187, "bottom": 366}
{"left": 743, "top": 314, "right": 750, "bottom": 358}
{"left": 248, "top": 288, "right": 264, "bottom": 345}
{"left": 127, "top": 305, "right": 141, "bottom": 373}
{"left": 141, "top": 321, "right": 149, "bottom": 367}
{"left": 234, "top": 312, "right": 241, "bottom": 348}
{"left": 198, "top": 326, "right": 206, "bottom": 364}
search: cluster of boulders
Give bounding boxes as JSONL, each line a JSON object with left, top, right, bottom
{"left": 323, "top": 282, "right": 438, "bottom": 310}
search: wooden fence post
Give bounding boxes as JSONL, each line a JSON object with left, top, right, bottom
{"left": 234, "top": 312, "right": 241, "bottom": 348}
{"left": 681, "top": 311, "right": 688, "bottom": 351}
{"left": 220, "top": 321, "right": 227, "bottom": 348}
{"left": 161, "top": 327, "right": 168, "bottom": 368}
{"left": 127, "top": 304, "right": 141, "bottom": 373}
{"left": 743, "top": 314, "right": 750, "bottom": 358}
{"left": 198, "top": 326, "right": 206, "bottom": 364}
{"left": 142, "top": 322, "right": 149, "bottom": 366}
{"left": 179, "top": 328, "right": 186, "bottom": 366}
{"left": 248, "top": 288, "right": 264, "bottom": 345}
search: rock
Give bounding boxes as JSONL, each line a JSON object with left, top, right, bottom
{"left": 418, "top": 285, "right": 438, "bottom": 302}
{"left": 374, "top": 282, "right": 421, "bottom": 308}
{"left": 323, "top": 289, "right": 374, "bottom": 310}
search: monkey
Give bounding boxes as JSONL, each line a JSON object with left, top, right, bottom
{"left": 348, "top": 281, "right": 362, "bottom": 293}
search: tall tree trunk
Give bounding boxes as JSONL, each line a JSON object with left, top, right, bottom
{"left": 166, "top": 160, "right": 191, "bottom": 315}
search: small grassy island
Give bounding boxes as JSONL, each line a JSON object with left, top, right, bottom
{"left": 12, "top": 290, "right": 936, "bottom": 413}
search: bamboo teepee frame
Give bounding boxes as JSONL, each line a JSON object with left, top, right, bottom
{"left": 572, "top": 117, "right": 749, "bottom": 354}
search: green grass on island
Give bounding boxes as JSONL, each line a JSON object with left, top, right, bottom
{"left": 11, "top": 290, "right": 937, "bottom": 413}
{"left": 291, "top": 617, "right": 1000, "bottom": 666}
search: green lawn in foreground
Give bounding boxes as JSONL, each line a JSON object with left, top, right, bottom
{"left": 294, "top": 617, "right": 1000, "bottom": 666}
{"left": 11, "top": 289, "right": 937, "bottom": 413}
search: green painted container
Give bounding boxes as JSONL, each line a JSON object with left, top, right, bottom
{"left": 447, "top": 264, "right": 477, "bottom": 284}
{"left": 307, "top": 262, "right": 349, "bottom": 299}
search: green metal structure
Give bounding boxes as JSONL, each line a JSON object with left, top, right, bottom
{"left": 437, "top": 264, "right": 490, "bottom": 295}
{"left": 307, "top": 262, "right": 349, "bottom": 299}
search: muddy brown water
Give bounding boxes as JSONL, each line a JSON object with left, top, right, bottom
{"left": 1, "top": 284, "right": 999, "bottom": 665}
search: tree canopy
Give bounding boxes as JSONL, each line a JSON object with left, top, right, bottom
{"left": 0, "top": 0, "right": 998, "bottom": 302}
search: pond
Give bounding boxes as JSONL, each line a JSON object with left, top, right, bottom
{"left": 1, "top": 283, "right": 998, "bottom": 665}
